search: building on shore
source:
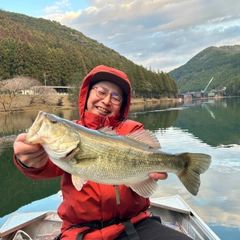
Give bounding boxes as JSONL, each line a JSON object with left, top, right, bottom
{"left": 178, "top": 88, "right": 226, "bottom": 102}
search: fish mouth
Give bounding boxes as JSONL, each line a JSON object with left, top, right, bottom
{"left": 32, "top": 111, "right": 46, "bottom": 127}
{"left": 25, "top": 111, "right": 46, "bottom": 143}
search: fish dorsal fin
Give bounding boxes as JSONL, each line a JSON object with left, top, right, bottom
{"left": 126, "top": 130, "right": 161, "bottom": 149}
{"left": 98, "top": 126, "right": 118, "bottom": 135}
{"left": 127, "top": 177, "right": 159, "bottom": 198}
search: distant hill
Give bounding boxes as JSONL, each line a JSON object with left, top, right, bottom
{"left": 169, "top": 45, "right": 240, "bottom": 95}
{"left": 0, "top": 10, "right": 177, "bottom": 98}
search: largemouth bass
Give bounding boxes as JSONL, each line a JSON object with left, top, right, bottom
{"left": 25, "top": 111, "right": 211, "bottom": 198}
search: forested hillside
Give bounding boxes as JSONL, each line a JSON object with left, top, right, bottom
{"left": 169, "top": 45, "right": 240, "bottom": 95}
{"left": 0, "top": 10, "right": 177, "bottom": 98}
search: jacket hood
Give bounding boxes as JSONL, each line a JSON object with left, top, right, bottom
{"left": 78, "top": 65, "right": 132, "bottom": 123}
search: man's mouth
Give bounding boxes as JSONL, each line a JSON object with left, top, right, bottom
{"left": 96, "top": 106, "right": 110, "bottom": 114}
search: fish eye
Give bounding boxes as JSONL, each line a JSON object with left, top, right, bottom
{"left": 51, "top": 120, "right": 58, "bottom": 124}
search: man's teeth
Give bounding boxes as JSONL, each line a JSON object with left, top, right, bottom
{"left": 98, "top": 107, "right": 108, "bottom": 113}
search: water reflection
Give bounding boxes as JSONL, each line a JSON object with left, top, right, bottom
{"left": 1, "top": 98, "right": 240, "bottom": 239}
{"left": 174, "top": 98, "right": 240, "bottom": 147}
{"left": 151, "top": 127, "right": 240, "bottom": 239}
{"left": 0, "top": 108, "right": 79, "bottom": 136}
{"left": 0, "top": 136, "right": 61, "bottom": 217}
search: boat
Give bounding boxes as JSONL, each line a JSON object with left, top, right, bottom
{"left": 0, "top": 195, "right": 220, "bottom": 240}
{"left": 149, "top": 195, "right": 220, "bottom": 240}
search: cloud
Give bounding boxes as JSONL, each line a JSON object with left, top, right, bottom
{"left": 41, "top": 0, "right": 240, "bottom": 72}
{"left": 43, "top": 0, "right": 73, "bottom": 17}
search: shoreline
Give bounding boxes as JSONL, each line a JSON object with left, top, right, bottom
{"left": 0, "top": 94, "right": 229, "bottom": 114}
{"left": 0, "top": 95, "right": 179, "bottom": 114}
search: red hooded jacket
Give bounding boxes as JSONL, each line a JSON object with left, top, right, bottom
{"left": 14, "top": 65, "right": 151, "bottom": 239}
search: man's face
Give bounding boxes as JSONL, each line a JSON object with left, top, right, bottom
{"left": 87, "top": 81, "right": 123, "bottom": 117}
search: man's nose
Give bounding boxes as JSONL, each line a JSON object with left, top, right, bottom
{"left": 102, "top": 93, "right": 111, "bottom": 105}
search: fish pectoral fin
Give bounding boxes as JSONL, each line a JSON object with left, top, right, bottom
{"left": 74, "top": 153, "right": 98, "bottom": 164}
{"left": 126, "top": 130, "right": 161, "bottom": 149}
{"left": 128, "top": 178, "right": 159, "bottom": 198}
{"left": 71, "top": 174, "right": 88, "bottom": 191}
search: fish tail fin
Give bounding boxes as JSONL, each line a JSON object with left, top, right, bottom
{"left": 177, "top": 153, "right": 211, "bottom": 195}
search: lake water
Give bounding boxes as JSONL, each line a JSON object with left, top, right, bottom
{"left": 0, "top": 97, "right": 240, "bottom": 239}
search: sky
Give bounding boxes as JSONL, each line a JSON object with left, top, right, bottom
{"left": 1, "top": 0, "right": 240, "bottom": 73}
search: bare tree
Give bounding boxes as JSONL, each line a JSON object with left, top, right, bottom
{"left": 0, "top": 76, "right": 42, "bottom": 112}
{"left": 30, "top": 86, "right": 57, "bottom": 104}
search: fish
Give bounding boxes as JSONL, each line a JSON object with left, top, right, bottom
{"left": 25, "top": 111, "right": 211, "bottom": 198}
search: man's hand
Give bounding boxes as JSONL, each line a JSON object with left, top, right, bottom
{"left": 14, "top": 133, "right": 48, "bottom": 168}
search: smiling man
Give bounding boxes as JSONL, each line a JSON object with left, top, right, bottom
{"left": 13, "top": 65, "right": 193, "bottom": 240}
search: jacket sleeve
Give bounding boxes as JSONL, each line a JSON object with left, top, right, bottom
{"left": 14, "top": 154, "right": 64, "bottom": 180}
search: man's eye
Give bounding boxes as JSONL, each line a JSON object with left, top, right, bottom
{"left": 97, "top": 87, "right": 107, "bottom": 95}
{"left": 112, "top": 95, "right": 121, "bottom": 102}
{"left": 98, "top": 90, "right": 106, "bottom": 96}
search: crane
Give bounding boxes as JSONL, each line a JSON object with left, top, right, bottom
{"left": 201, "top": 77, "right": 214, "bottom": 93}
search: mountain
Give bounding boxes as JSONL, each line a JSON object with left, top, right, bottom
{"left": 169, "top": 45, "right": 240, "bottom": 95}
{"left": 0, "top": 10, "right": 178, "bottom": 98}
